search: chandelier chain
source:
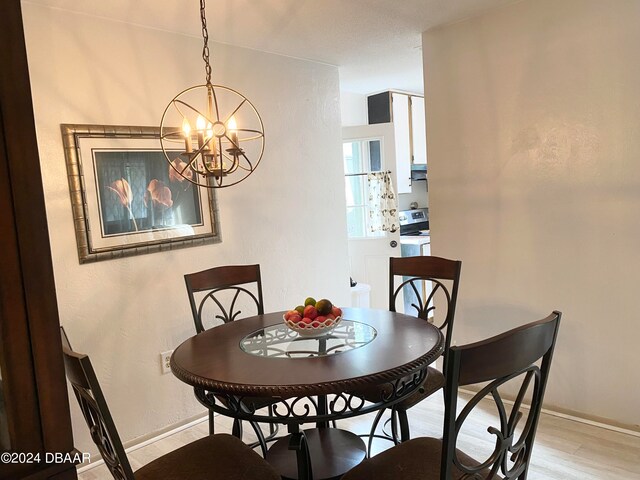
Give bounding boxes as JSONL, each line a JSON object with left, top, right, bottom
{"left": 160, "top": 0, "right": 264, "bottom": 188}
{"left": 200, "top": 0, "right": 212, "bottom": 85}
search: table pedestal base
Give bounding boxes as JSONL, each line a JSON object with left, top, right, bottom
{"left": 266, "top": 428, "right": 366, "bottom": 480}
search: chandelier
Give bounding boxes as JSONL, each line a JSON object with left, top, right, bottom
{"left": 160, "top": 0, "right": 264, "bottom": 188}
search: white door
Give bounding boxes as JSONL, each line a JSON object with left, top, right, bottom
{"left": 342, "top": 123, "right": 401, "bottom": 310}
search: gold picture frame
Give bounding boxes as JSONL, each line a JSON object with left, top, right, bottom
{"left": 61, "top": 124, "right": 221, "bottom": 263}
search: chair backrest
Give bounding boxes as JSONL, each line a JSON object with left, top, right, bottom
{"left": 184, "top": 264, "right": 265, "bottom": 333}
{"left": 60, "top": 327, "right": 135, "bottom": 480}
{"left": 440, "top": 311, "right": 562, "bottom": 480}
{"left": 389, "top": 256, "right": 462, "bottom": 372}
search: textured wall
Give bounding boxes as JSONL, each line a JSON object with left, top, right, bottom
{"left": 23, "top": 3, "right": 350, "bottom": 453}
{"left": 423, "top": 0, "right": 640, "bottom": 428}
{"left": 339, "top": 90, "right": 368, "bottom": 126}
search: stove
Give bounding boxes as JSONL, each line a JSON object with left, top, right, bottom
{"left": 399, "top": 208, "right": 429, "bottom": 236}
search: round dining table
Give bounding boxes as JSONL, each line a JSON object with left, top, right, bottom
{"left": 170, "top": 307, "right": 443, "bottom": 480}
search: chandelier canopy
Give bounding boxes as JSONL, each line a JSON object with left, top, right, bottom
{"left": 160, "top": 0, "right": 264, "bottom": 188}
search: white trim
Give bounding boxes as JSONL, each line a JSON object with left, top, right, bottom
{"left": 77, "top": 414, "right": 209, "bottom": 473}
{"left": 459, "top": 388, "right": 640, "bottom": 438}
{"left": 537, "top": 407, "right": 640, "bottom": 438}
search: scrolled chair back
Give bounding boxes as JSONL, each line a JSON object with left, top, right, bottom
{"left": 184, "top": 264, "right": 264, "bottom": 333}
{"left": 342, "top": 311, "right": 561, "bottom": 480}
{"left": 60, "top": 327, "right": 134, "bottom": 480}
{"left": 441, "top": 311, "right": 562, "bottom": 480}
{"left": 389, "top": 255, "right": 462, "bottom": 372}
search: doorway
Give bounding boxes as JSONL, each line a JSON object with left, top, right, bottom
{"left": 342, "top": 123, "right": 401, "bottom": 310}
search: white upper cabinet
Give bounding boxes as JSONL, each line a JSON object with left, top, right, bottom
{"left": 391, "top": 92, "right": 411, "bottom": 193}
{"left": 410, "top": 96, "right": 427, "bottom": 165}
{"left": 367, "top": 91, "right": 426, "bottom": 194}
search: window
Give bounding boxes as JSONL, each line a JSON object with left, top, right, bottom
{"left": 343, "top": 139, "right": 384, "bottom": 238}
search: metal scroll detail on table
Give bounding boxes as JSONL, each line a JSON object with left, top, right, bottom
{"left": 193, "top": 367, "right": 428, "bottom": 425}
{"left": 240, "top": 321, "right": 376, "bottom": 358}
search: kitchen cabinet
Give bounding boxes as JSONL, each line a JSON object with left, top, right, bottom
{"left": 367, "top": 91, "right": 427, "bottom": 193}
{"left": 391, "top": 93, "right": 411, "bottom": 193}
{"left": 410, "top": 96, "right": 427, "bottom": 165}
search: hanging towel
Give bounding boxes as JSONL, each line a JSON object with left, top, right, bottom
{"left": 367, "top": 171, "right": 398, "bottom": 233}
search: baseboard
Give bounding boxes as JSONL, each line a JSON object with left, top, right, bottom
{"left": 77, "top": 412, "right": 210, "bottom": 473}
{"left": 459, "top": 388, "right": 640, "bottom": 438}
{"left": 538, "top": 405, "right": 640, "bottom": 437}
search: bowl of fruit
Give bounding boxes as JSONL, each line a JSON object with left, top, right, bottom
{"left": 283, "top": 297, "right": 343, "bottom": 338}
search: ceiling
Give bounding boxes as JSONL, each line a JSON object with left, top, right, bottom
{"left": 25, "top": 0, "right": 516, "bottom": 95}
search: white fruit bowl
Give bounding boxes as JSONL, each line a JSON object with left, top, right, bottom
{"left": 283, "top": 315, "right": 342, "bottom": 338}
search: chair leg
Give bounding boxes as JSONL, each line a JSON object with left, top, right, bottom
{"left": 268, "top": 405, "right": 276, "bottom": 436}
{"left": 263, "top": 406, "right": 280, "bottom": 441}
{"left": 249, "top": 420, "right": 268, "bottom": 457}
{"left": 367, "top": 408, "right": 386, "bottom": 457}
{"left": 208, "top": 411, "right": 215, "bottom": 435}
{"left": 397, "top": 408, "right": 410, "bottom": 442}
{"left": 232, "top": 418, "right": 243, "bottom": 439}
{"left": 390, "top": 408, "right": 400, "bottom": 445}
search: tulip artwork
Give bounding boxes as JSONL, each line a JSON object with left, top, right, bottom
{"left": 144, "top": 178, "right": 174, "bottom": 227}
{"left": 169, "top": 158, "right": 194, "bottom": 183}
{"left": 144, "top": 179, "right": 174, "bottom": 209}
{"left": 96, "top": 150, "right": 203, "bottom": 235}
{"left": 62, "top": 124, "right": 220, "bottom": 263}
{"left": 106, "top": 178, "right": 139, "bottom": 231}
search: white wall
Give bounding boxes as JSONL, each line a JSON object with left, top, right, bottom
{"left": 23, "top": 3, "right": 351, "bottom": 453}
{"left": 397, "top": 180, "right": 429, "bottom": 211}
{"left": 339, "top": 90, "right": 368, "bottom": 126}
{"left": 423, "top": 0, "right": 640, "bottom": 428}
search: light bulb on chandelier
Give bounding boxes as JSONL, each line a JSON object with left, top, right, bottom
{"left": 160, "top": 0, "right": 264, "bottom": 188}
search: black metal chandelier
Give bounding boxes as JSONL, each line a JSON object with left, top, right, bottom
{"left": 160, "top": 0, "right": 264, "bottom": 188}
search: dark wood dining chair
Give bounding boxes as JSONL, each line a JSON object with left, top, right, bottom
{"left": 343, "top": 311, "right": 562, "bottom": 480}
{"left": 184, "top": 264, "right": 277, "bottom": 454}
{"left": 362, "top": 256, "right": 461, "bottom": 450}
{"left": 184, "top": 264, "right": 265, "bottom": 334}
{"left": 59, "top": 327, "right": 280, "bottom": 480}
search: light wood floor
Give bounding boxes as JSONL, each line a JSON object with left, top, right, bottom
{"left": 78, "top": 393, "right": 640, "bottom": 479}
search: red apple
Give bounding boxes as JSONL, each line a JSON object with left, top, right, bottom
{"left": 289, "top": 314, "right": 302, "bottom": 324}
{"left": 303, "top": 305, "right": 318, "bottom": 320}
{"left": 326, "top": 314, "right": 336, "bottom": 320}
{"left": 316, "top": 315, "right": 327, "bottom": 325}
{"left": 311, "top": 321, "right": 320, "bottom": 328}
{"left": 331, "top": 306, "right": 342, "bottom": 318}
{"left": 300, "top": 316, "right": 313, "bottom": 326}
{"left": 284, "top": 310, "right": 299, "bottom": 320}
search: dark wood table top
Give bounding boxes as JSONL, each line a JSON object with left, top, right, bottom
{"left": 171, "top": 307, "right": 443, "bottom": 399}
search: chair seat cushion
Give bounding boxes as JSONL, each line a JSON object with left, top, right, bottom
{"left": 342, "top": 437, "right": 500, "bottom": 480}
{"left": 358, "top": 367, "right": 445, "bottom": 409}
{"left": 135, "top": 433, "right": 280, "bottom": 480}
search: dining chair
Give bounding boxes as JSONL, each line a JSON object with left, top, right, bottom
{"left": 184, "top": 264, "right": 277, "bottom": 454}
{"left": 184, "top": 264, "right": 265, "bottom": 333}
{"left": 59, "top": 327, "right": 280, "bottom": 480}
{"left": 343, "top": 311, "right": 562, "bottom": 480}
{"left": 362, "top": 255, "right": 461, "bottom": 450}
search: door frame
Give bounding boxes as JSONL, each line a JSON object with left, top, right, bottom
{"left": 0, "top": 1, "right": 76, "bottom": 478}
{"left": 342, "top": 123, "right": 401, "bottom": 310}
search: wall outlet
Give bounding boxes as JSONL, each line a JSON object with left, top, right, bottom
{"left": 160, "top": 350, "right": 173, "bottom": 374}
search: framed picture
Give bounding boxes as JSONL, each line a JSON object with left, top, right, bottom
{"left": 61, "top": 124, "right": 221, "bottom": 263}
